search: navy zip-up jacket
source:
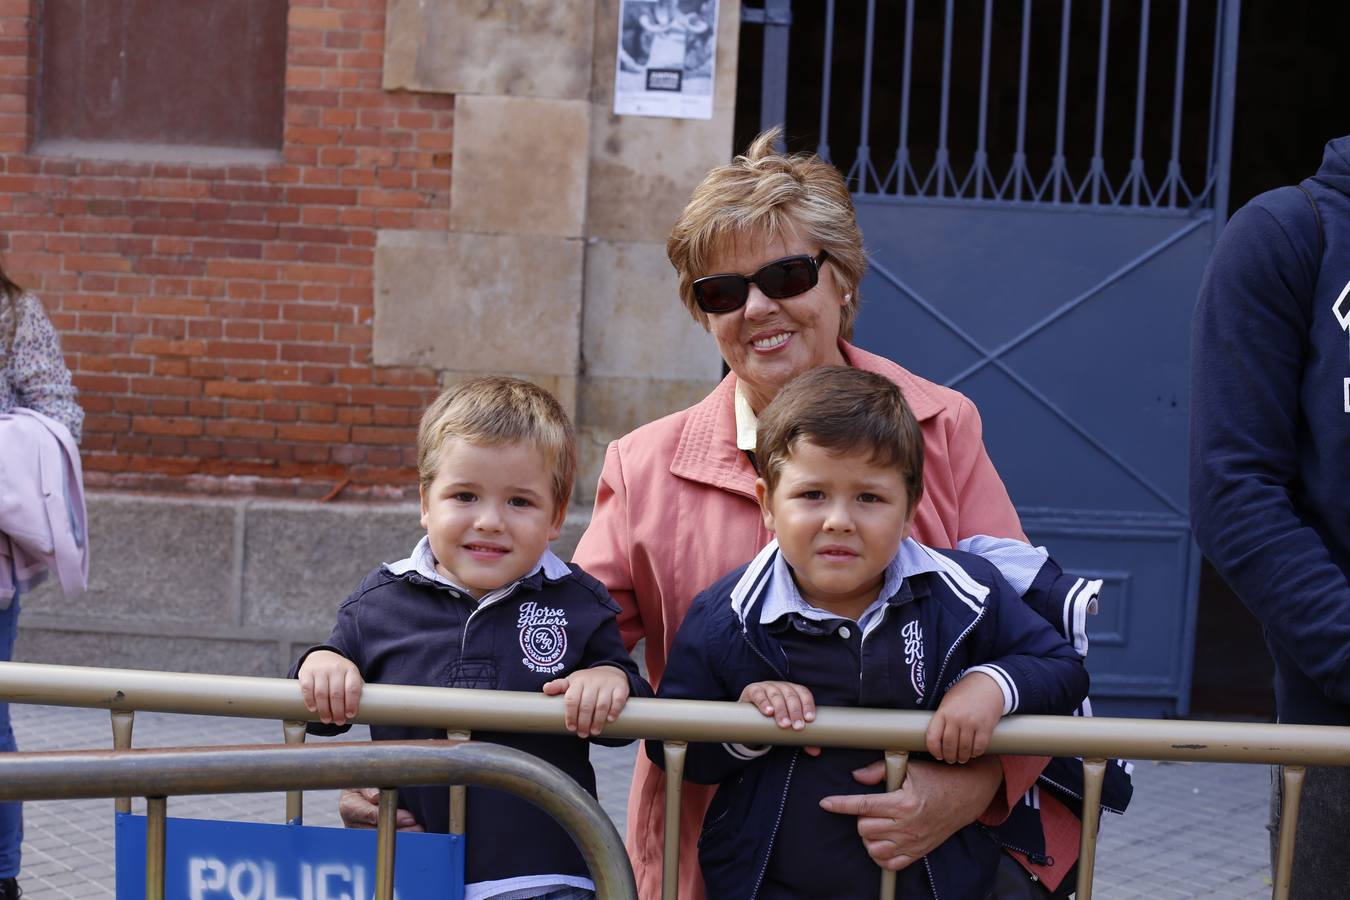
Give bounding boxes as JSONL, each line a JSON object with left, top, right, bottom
{"left": 291, "top": 549, "right": 651, "bottom": 888}
{"left": 1191, "top": 137, "right": 1350, "bottom": 726}
{"left": 647, "top": 540, "right": 1089, "bottom": 900}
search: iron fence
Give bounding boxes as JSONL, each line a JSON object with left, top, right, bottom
{"left": 2, "top": 660, "right": 1348, "bottom": 899}
{"left": 747, "top": 0, "right": 1240, "bottom": 213}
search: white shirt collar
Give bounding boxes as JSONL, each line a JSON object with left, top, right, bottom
{"left": 758, "top": 537, "right": 944, "bottom": 635}
{"left": 385, "top": 536, "right": 570, "bottom": 604}
{"left": 734, "top": 382, "right": 758, "bottom": 452}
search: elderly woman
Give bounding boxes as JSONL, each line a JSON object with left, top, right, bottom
{"left": 572, "top": 130, "right": 1081, "bottom": 899}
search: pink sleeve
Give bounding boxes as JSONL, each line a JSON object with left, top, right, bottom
{"left": 572, "top": 441, "right": 645, "bottom": 652}
{"left": 948, "top": 396, "right": 1027, "bottom": 543}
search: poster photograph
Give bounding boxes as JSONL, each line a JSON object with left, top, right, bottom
{"left": 613, "top": 0, "right": 718, "bottom": 120}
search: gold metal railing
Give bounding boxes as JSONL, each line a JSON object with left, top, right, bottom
{"left": 0, "top": 739, "right": 636, "bottom": 900}
{"left": 3, "top": 661, "right": 1350, "bottom": 899}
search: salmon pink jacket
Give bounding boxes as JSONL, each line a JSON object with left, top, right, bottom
{"left": 574, "top": 342, "right": 1075, "bottom": 899}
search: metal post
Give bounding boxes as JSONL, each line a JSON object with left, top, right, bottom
{"left": 1090, "top": 0, "right": 1111, "bottom": 205}
{"left": 877, "top": 750, "right": 909, "bottom": 900}
{"left": 760, "top": 0, "right": 792, "bottom": 138}
{"left": 1273, "top": 765, "right": 1306, "bottom": 900}
{"left": 146, "top": 796, "right": 167, "bottom": 900}
{"left": 1129, "top": 0, "right": 1152, "bottom": 206}
{"left": 1209, "top": 0, "right": 1242, "bottom": 237}
{"left": 283, "top": 719, "right": 306, "bottom": 824}
{"left": 375, "top": 788, "right": 399, "bottom": 900}
{"left": 1051, "top": 0, "right": 1073, "bottom": 203}
{"left": 661, "top": 742, "right": 688, "bottom": 900}
{"left": 1166, "top": 0, "right": 1190, "bottom": 207}
{"left": 111, "top": 708, "right": 134, "bottom": 814}
{"left": 1075, "top": 758, "right": 1108, "bottom": 899}
{"left": 447, "top": 730, "right": 470, "bottom": 835}
{"left": 817, "top": 0, "right": 835, "bottom": 162}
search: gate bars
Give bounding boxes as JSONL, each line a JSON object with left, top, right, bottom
{"left": 747, "top": 0, "right": 1241, "bottom": 212}
{"left": 2, "top": 661, "right": 1349, "bottom": 899}
{"left": 0, "top": 740, "right": 636, "bottom": 900}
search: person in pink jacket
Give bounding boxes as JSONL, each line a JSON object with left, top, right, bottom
{"left": 570, "top": 129, "right": 1080, "bottom": 899}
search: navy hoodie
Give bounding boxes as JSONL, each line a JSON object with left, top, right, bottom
{"left": 1191, "top": 137, "right": 1350, "bottom": 726}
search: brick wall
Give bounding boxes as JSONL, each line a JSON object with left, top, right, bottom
{"left": 0, "top": 0, "right": 451, "bottom": 498}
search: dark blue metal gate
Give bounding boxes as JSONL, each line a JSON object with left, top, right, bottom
{"left": 744, "top": 0, "right": 1241, "bottom": 716}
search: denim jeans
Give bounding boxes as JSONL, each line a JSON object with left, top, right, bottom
{"left": 1269, "top": 763, "right": 1350, "bottom": 898}
{"left": 0, "top": 592, "right": 20, "bottom": 878}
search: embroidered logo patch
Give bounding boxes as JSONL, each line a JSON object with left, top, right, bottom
{"left": 902, "top": 619, "right": 925, "bottom": 699}
{"left": 518, "top": 601, "right": 569, "bottom": 674}
{"left": 1335, "top": 279, "right": 1350, "bottom": 333}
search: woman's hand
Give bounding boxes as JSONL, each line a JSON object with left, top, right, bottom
{"left": 338, "top": 787, "right": 425, "bottom": 831}
{"left": 543, "top": 665, "right": 631, "bottom": 737}
{"left": 818, "top": 755, "right": 1002, "bottom": 870}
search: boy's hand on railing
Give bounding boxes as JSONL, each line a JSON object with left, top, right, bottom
{"left": 925, "top": 672, "right": 1004, "bottom": 764}
{"left": 542, "top": 665, "right": 631, "bottom": 737}
{"left": 739, "top": 680, "right": 821, "bottom": 756}
{"left": 298, "top": 650, "right": 364, "bottom": 726}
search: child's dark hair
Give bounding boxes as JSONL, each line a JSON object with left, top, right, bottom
{"left": 756, "top": 366, "right": 924, "bottom": 508}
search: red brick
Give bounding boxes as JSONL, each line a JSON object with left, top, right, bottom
{"left": 205, "top": 420, "right": 277, "bottom": 440}
{"left": 281, "top": 342, "right": 349, "bottom": 364}
{"left": 205, "top": 383, "right": 278, "bottom": 403}
{"left": 277, "top": 384, "right": 347, "bottom": 403}
{"left": 134, "top": 416, "right": 203, "bottom": 437}
{"left": 205, "top": 341, "right": 279, "bottom": 360}
{"left": 276, "top": 422, "right": 348, "bottom": 442}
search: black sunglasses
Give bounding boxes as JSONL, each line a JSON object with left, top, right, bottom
{"left": 692, "top": 250, "right": 829, "bottom": 314}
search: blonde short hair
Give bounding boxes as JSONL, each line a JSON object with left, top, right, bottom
{"left": 667, "top": 127, "right": 866, "bottom": 338}
{"left": 416, "top": 376, "right": 576, "bottom": 514}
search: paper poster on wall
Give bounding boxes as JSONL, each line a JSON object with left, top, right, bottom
{"left": 613, "top": 0, "right": 718, "bottom": 120}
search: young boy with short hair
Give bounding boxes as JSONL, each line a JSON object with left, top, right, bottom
{"left": 293, "top": 376, "right": 649, "bottom": 900}
{"left": 649, "top": 366, "right": 1089, "bottom": 900}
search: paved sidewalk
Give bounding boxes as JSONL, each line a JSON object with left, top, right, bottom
{"left": 8, "top": 703, "right": 1271, "bottom": 898}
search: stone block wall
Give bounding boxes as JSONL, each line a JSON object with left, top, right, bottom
{"left": 16, "top": 493, "right": 590, "bottom": 675}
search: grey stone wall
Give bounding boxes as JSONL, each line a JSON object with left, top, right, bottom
{"left": 14, "top": 492, "right": 590, "bottom": 676}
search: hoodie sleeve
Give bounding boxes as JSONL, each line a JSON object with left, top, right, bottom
{"left": 1190, "top": 193, "right": 1350, "bottom": 706}
{"left": 957, "top": 536, "right": 1102, "bottom": 658}
{"left": 644, "top": 590, "right": 772, "bottom": 785}
{"left": 961, "top": 567, "right": 1090, "bottom": 717}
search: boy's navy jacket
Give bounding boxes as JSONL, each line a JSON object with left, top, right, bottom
{"left": 647, "top": 539, "right": 1091, "bottom": 900}
{"left": 1191, "top": 136, "right": 1350, "bottom": 728}
{"left": 290, "top": 549, "right": 651, "bottom": 888}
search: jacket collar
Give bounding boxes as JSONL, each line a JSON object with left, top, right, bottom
{"left": 729, "top": 537, "right": 986, "bottom": 631}
{"left": 668, "top": 341, "right": 948, "bottom": 499}
{"left": 384, "top": 536, "right": 571, "bottom": 601}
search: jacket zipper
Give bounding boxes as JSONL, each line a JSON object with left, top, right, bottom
{"left": 749, "top": 749, "right": 799, "bottom": 900}
{"left": 924, "top": 606, "right": 987, "bottom": 709}
{"left": 983, "top": 829, "right": 1051, "bottom": 867}
{"left": 924, "top": 856, "right": 941, "bottom": 900}
{"left": 1036, "top": 773, "right": 1125, "bottom": 815}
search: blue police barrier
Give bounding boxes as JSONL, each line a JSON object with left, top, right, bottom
{"left": 114, "top": 812, "right": 464, "bottom": 900}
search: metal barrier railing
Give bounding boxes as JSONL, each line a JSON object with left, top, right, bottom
{"left": 0, "top": 739, "right": 636, "bottom": 900}
{"left": 4, "top": 661, "right": 1350, "bottom": 899}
